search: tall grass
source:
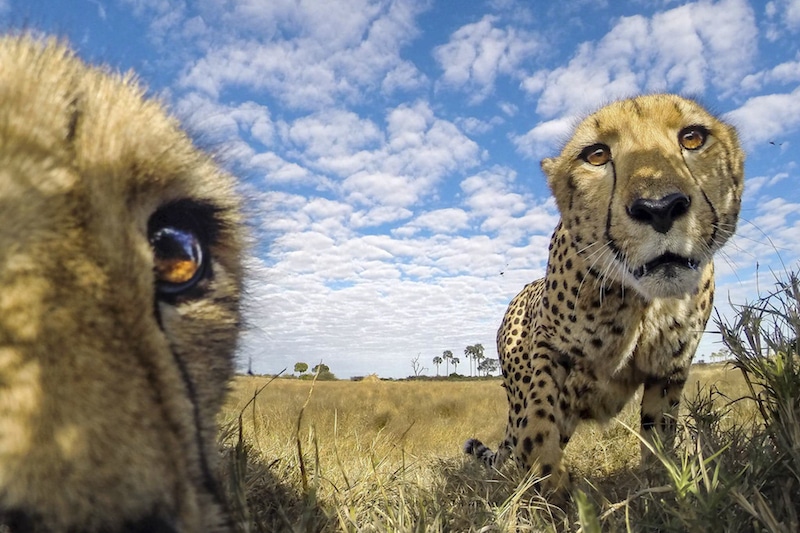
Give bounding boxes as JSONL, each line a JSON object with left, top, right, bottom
{"left": 220, "top": 271, "right": 800, "bottom": 532}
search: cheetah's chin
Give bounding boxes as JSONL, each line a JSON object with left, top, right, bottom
{"left": 632, "top": 253, "right": 699, "bottom": 279}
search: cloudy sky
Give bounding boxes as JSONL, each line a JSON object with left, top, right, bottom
{"left": 8, "top": 0, "right": 800, "bottom": 378}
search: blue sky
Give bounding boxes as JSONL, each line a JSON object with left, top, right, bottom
{"left": 6, "top": 0, "right": 800, "bottom": 378}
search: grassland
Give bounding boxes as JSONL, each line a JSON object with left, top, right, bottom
{"left": 217, "top": 366, "right": 751, "bottom": 532}
{"left": 219, "top": 273, "right": 800, "bottom": 532}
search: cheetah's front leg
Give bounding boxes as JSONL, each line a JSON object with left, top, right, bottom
{"left": 640, "top": 373, "right": 687, "bottom": 464}
{"left": 513, "top": 353, "right": 572, "bottom": 491}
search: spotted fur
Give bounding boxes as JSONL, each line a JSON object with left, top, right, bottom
{"left": 464, "top": 94, "right": 744, "bottom": 490}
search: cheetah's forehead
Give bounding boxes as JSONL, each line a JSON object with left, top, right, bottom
{"left": 0, "top": 36, "right": 240, "bottom": 230}
{"left": 568, "top": 94, "right": 721, "bottom": 150}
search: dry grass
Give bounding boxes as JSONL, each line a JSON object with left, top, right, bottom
{"left": 217, "top": 365, "right": 750, "bottom": 532}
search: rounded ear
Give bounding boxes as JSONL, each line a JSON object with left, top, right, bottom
{"left": 540, "top": 157, "right": 556, "bottom": 180}
{"left": 541, "top": 156, "right": 564, "bottom": 197}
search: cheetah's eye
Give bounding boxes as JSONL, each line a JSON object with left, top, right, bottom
{"left": 148, "top": 200, "right": 220, "bottom": 298}
{"left": 150, "top": 227, "right": 206, "bottom": 294}
{"left": 678, "top": 125, "right": 708, "bottom": 150}
{"left": 579, "top": 143, "right": 611, "bottom": 166}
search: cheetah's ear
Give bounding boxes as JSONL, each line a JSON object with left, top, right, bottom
{"left": 540, "top": 157, "right": 559, "bottom": 185}
{"left": 540, "top": 157, "right": 555, "bottom": 176}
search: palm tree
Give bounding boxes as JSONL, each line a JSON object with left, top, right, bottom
{"left": 442, "top": 350, "right": 453, "bottom": 375}
{"left": 465, "top": 344, "right": 485, "bottom": 376}
{"left": 473, "top": 343, "right": 485, "bottom": 375}
{"left": 464, "top": 346, "right": 473, "bottom": 376}
{"left": 451, "top": 356, "right": 460, "bottom": 374}
{"left": 432, "top": 355, "right": 443, "bottom": 376}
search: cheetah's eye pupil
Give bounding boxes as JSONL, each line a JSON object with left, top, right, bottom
{"left": 579, "top": 143, "right": 611, "bottom": 166}
{"left": 150, "top": 226, "right": 205, "bottom": 294}
{"left": 678, "top": 125, "right": 708, "bottom": 150}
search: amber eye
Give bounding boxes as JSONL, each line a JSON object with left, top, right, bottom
{"left": 579, "top": 143, "right": 611, "bottom": 166}
{"left": 679, "top": 125, "right": 708, "bottom": 150}
{"left": 150, "top": 226, "right": 206, "bottom": 294}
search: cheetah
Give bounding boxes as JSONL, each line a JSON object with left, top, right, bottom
{"left": 465, "top": 94, "right": 744, "bottom": 490}
{"left": 0, "top": 36, "right": 243, "bottom": 531}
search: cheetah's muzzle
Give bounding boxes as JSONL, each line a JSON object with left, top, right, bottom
{"left": 633, "top": 253, "right": 700, "bottom": 279}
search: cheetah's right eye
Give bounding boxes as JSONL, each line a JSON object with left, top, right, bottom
{"left": 147, "top": 200, "right": 221, "bottom": 298}
{"left": 150, "top": 226, "right": 206, "bottom": 294}
{"left": 678, "top": 125, "right": 708, "bottom": 150}
{"left": 579, "top": 144, "right": 611, "bottom": 166}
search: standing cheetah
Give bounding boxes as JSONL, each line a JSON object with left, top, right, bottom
{"left": 465, "top": 94, "right": 744, "bottom": 490}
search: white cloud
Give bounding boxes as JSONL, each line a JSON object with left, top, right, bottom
{"left": 766, "top": 0, "right": 800, "bottom": 31}
{"left": 350, "top": 205, "right": 414, "bottom": 228}
{"left": 719, "top": 199, "right": 800, "bottom": 286}
{"left": 456, "top": 115, "right": 503, "bottom": 135}
{"left": 433, "top": 15, "right": 540, "bottom": 103}
{"left": 740, "top": 58, "right": 800, "bottom": 92}
{"left": 523, "top": 0, "right": 757, "bottom": 118}
{"left": 249, "top": 153, "right": 315, "bottom": 186}
{"left": 745, "top": 172, "right": 790, "bottom": 197}
{"left": 285, "top": 110, "right": 383, "bottom": 161}
{"left": 511, "top": 116, "right": 575, "bottom": 160}
{"left": 175, "top": 92, "right": 273, "bottom": 143}
{"left": 401, "top": 208, "right": 471, "bottom": 235}
{"left": 265, "top": 102, "right": 480, "bottom": 207}
{"left": 460, "top": 167, "right": 558, "bottom": 241}
{"left": 725, "top": 87, "right": 800, "bottom": 148}
{"left": 170, "top": 0, "right": 428, "bottom": 110}
{"left": 381, "top": 60, "right": 428, "bottom": 94}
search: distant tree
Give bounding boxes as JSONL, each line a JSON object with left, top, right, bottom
{"left": 478, "top": 357, "right": 499, "bottom": 376}
{"left": 411, "top": 353, "right": 427, "bottom": 377}
{"left": 474, "top": 343, "right": 485, "bottom": 371}
{"left": 451, "top": 356, "right": 460, "bottom": 374}
{"left": 709, "top": 349, "right": 731, "bottom": 362}
{"left": 294, "top": 361, "right": 309, "bottom": 374}
{"left": 303, "top": 363, "right": 336, "bottom": 380}
{"left": 465, "top": 344, "right": 485, "bottom": 376}
{"left": 443, "top": 350, "right": 453, "bottom": 375}
{"left": 311, "top": 363, "right": 330, "bottom": 374}
{"left": 432, "top": 355, "right": 443, "bottom": 376}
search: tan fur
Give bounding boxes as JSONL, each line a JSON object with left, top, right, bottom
{"left": 465, "top": 95, "right": 744, "bottom": 490}
{"left": 0, "top": 36, "right": 243, "bottom": 531}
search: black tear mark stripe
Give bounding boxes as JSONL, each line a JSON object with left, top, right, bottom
{"left": 603, "top": 161, "right": 624, "bottom": 265}
{"left": 151, "top": 297, "right": 228, "bottom": 518}
{"left": 169, "top": 347, "right": 227, "bottom": 508}
{"left": 682, "top": 144, "right": 722, "bottom": 249}
{"left": 697, "top": 185, "right": 719, "bottom": 249}
{"left": 66, "top": 96, "right": 81, "bottom": 144}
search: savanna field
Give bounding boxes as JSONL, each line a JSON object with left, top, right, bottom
{"left": 216, "top": 274, "right": 800, "bottom": 533}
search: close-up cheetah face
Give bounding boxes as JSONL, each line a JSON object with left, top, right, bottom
{"left": 542, "top": 94, "right": 744, "bottom": 300}
{"left": 0, "top": 36, "right": 243, "bottom": 532}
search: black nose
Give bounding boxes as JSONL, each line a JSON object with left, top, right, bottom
{"left": 627, "top": 193, "right": 691, "bottom": 234}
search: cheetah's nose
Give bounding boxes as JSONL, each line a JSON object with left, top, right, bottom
{"left": 627, "top": 193, "right": 691, "bottom": 234}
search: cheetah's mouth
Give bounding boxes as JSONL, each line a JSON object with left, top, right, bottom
{"left": 632, "top": 253, "right": 699, "bottom": 279}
